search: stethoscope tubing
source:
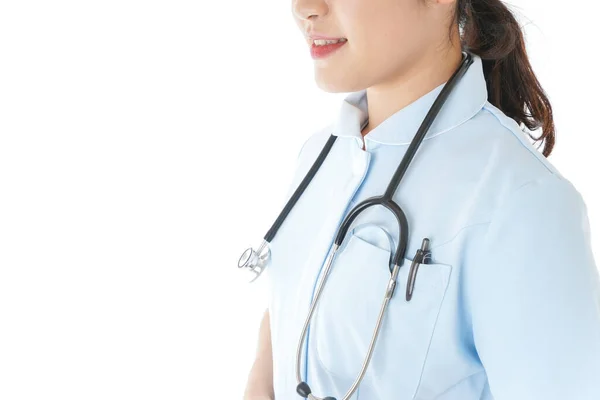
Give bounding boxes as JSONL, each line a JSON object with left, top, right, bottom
{"left": 239, "top": 51, "right": 476, "bottom": 400}
{"left": 334, "top": 51, "right": 474, "bottom": 267}
{"left": 293, "top": 51, "right": 475, "bottom": 400}
{"left": 295, "top": 240, "right": 403, "bottom": 400}
{"left": 263, "top": 52, "right": 473, "bottom": 256}
{"left": 264, "top": 134, "right": 338, "bottom": 243}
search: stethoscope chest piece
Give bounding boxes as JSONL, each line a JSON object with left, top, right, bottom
{"left": 238, "top": 240, "right": 271, "bottom": 283}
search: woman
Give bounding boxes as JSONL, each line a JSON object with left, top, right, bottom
{"left": 243, "top": 0, "right": 600, "bottom": 399}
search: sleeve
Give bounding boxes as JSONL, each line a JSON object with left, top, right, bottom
{"left": 465, "top": 173, "right": 600, "bottom": 400}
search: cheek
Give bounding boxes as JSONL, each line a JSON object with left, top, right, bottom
{"left": 346, "top": 0, "right": 425, "bottom": 62}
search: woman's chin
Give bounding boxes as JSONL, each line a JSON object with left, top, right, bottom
{"left": 314, "top": 71, "right": 365, "bottom": 94}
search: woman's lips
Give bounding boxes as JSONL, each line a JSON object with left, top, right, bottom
{"left": 309, "top": 40, "right": 347, "bottom": 60}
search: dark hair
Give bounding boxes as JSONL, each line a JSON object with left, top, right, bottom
{"left": 454, "top": 0, "right": 555, "bottom": 157}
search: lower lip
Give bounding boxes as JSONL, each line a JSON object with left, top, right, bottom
{"left": 310, "top": 40, "right": 347, "bottom": 60}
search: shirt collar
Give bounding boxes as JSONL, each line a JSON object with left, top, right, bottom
{"left": 332, "top": 53, "right": 488, "bottom": 146}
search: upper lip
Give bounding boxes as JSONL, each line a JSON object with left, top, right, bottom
{"left": 305, "top": 32, "right": 347, "bottom": 42}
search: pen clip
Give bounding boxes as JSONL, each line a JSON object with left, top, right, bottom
{"left": 406, "top": 238, "right": 430, "bottom": 301}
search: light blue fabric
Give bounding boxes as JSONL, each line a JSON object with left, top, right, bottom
{"left": 264, "top": 54, "right": 600, "bottom": 400}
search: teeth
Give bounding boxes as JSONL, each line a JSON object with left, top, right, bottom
{"left": 313, "top": 38, "right": 346, "bottom": 46}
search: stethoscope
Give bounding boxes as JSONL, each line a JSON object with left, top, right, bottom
{"left": 238, "top": 51, "right": 474, "bottom": 400}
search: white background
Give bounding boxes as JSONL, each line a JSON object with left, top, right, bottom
{"left": 0, "top": 1, "right": 598, "bottom": 399}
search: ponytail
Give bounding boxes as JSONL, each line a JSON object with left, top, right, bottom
{"left": 456, "top": 0, "right": 555, "bottom": 157}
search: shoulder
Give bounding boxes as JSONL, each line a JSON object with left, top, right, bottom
{"left": 475, "top": 102, "right": 587, "bottom": 220}
{"left": 295, "top": 123, "right": 335, "bottom": 164}
{"left": 440, "top": 100, "right": 587, "bottom": 225}
{"left": 290, "top": 123, "right": 336, "bottom": 179}
{"left": 281, "top": 124, "right": 335, "bottom": 199}
{"left": 466, "top": 100, "right": 560, "bottom": 179}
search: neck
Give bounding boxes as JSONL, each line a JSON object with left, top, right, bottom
{"left": 361, "top": 45, "right": 463, "bottom": 137}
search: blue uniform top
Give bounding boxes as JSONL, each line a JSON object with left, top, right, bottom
{"left": 264, "top": 53, "right": 600, "bottom": 400}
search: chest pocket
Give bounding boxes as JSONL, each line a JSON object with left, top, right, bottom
{"left": 311, "top": 228, "right": 452, "bottom": 399}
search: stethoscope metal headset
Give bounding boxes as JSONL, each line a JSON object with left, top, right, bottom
{"left": 238, "top": 51, "right": 474, "bottom": 400}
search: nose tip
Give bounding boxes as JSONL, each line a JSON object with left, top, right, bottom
{"left": 292, "top": 0, "right": 328, "bottom": 21}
